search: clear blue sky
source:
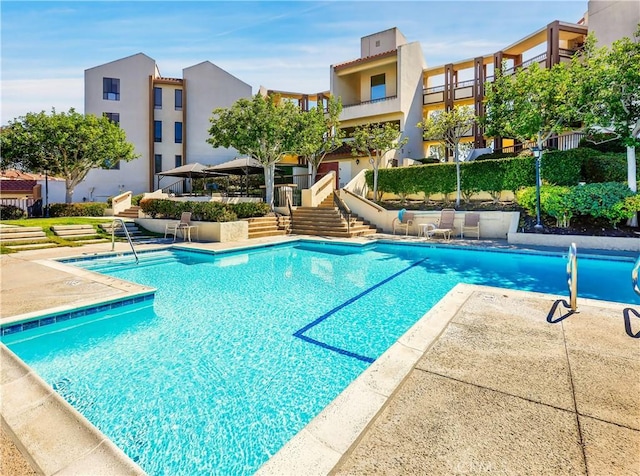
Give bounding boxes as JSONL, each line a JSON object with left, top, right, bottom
{"left": 1, "top": 0, "right": 589, "bottom": 125}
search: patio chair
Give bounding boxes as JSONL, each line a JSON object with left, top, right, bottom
{"left": 392, "top": 209, "right": 415, "bottom": 235}
{"left": 461, "top": 212, "right": 480, "bottom": 239}
{"left": 424, "top": 208, "right": 456, "bottom": 241}
{"left": 164, "top": 212, "right": 198, "bottom": 242}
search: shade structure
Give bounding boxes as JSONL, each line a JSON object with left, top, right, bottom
{"left": 157, "top": 162, "right": 218, "bottom": 179}
{"left": 204, "top": 157, "right": 265, "bottom": 176}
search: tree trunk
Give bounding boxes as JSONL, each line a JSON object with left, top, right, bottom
{"left": 310, "top": 161, "right": 317, "bottom": 185}
{"left": 454, "top": 146, "right": 461, "bottom": 207}
{"left": 65, "top": 179, "right": 74, "bottom": 204}
{"left": 263, "top": 163, "right": 275, "bottom": 210}
{"left": 372, "top": 156, "right": 379, "bottom": 202}
{"left": 627, "top": 145, "right": 638, "bottom": 227}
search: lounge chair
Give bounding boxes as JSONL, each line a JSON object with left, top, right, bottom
{"left": 392, "top": 209, "right": 415, "bottom": 235}
{"left": 164, "top": 212, "right": 198, "bottom": 242}
{"left": 423, "top": 208, "right": 456, "bottom": 241}
{"left": 461, "top": 212, "right": 480, "bottom": 239}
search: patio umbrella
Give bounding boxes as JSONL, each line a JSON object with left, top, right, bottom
{"left": 157, "top": 162, "right": 224, "bottom": 193}
{"left": 204, "top": 157, "right": 266, "bottom": 196}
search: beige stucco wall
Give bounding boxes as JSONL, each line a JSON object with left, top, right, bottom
{"left": 82, "top": 53, "right": 157, "bottom": 201}
{"left": 183, "top": 61, "right": 252, "bottom": 166}
{"left": 137, "top": 218, "right": 248, "bottom": 242}
{"left": 508, "top": 231, "right": 640, "bottom": 252}
{"left": 588, "top": 0, "right": 640, "bottom": 47}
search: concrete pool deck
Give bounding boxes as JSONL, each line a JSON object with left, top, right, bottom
{"left": 1, "top": 236, "right": 638, "bottom": 475}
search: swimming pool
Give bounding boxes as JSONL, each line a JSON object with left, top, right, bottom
{"left": 2, "top": 241, "right": 638, "bottom": 475}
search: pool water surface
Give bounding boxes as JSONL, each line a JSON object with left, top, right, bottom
{"left": 2, "top": 241, "right": 637, "bottom": 475}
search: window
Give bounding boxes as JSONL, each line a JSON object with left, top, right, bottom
{"left": 154, "top": 121, "right": 162, "bottom": 142}
{"left": 175, "top": 155, "right": 182, "bottom": 168}
{"left": 154, "top": 154, "right": 163, "bottom": 174}
{"left": 175, "top": 89, "right": 183, "bottom": 110}
{"left": 154, "top": 87, "right": 162, "bottom": 109}
{"left": 104, "top": 112, "right": 120, "bottom": 124}
{"left": 375, "top": 40, "right": 380, "bottom": 47}
{"left": 103, "top": 78, "right": 120, "bottom": 101}
{"left": 175, "top": 122, "right": 182, "bottom": 144}
{"left": 371, "top": 74, "right": 386, "bottom": 101}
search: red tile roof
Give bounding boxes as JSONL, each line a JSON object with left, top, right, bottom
{"left": 333, "top": 49, "right": 398, "bottom": 71}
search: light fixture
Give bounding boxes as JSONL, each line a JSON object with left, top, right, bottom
{"left": 532, "top": 146, "right": 543, "bottom": 233}
{"left": 355, "top": 158, "right": 360, "bottom": 165}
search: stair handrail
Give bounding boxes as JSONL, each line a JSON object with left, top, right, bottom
{"left": 110, "top": 218, "right": 139, "bottom": 264}
{"left": 566, "top": 242, "right": 577, "bottom": 311}
{"left": 111, "top": 191, "right": 132, "bottom": 216}
{"left": 632, "top": 254, "right": 640, "bottom": 297}
{"left": 333, "top": 190, "right": 352, "bottom": 234}
{"left": 286, "top": 195, "right": 294, "bottom": 225}
{"left": 341, "top": 188, "right": 385, "bottom": 213}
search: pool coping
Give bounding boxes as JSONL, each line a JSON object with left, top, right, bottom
{"left": 1, "top": 237, "right": 636, "bottom": 475}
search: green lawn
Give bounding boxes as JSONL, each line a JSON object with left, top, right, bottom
{"left": 1, "top": 217, "right": 114, "bottom": 254}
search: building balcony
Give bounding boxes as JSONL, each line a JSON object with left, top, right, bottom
{"left": 340, "top": 95, "right": 400, "bottom": 121}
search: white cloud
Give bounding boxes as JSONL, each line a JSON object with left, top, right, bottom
{"left": 1, "top": 78, "right": 84, "bottom": 125}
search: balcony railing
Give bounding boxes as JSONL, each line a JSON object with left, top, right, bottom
{"left": 343, "top": 95, "right": 398, "bottom": 108}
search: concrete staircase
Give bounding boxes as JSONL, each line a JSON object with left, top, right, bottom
{"left": 51, "top": 225, "right": 104, "bottom": 242}
{"left": 247, "top": 215, "right": 291, "bottom": 239}
{"left": 291, "top": 195, "right": 378, "bottom": 238}
{"left": 0, "top": 226, "right": 50, "bottom": 246}
{"left": 115, "top": 206, "right": 141, "bottom": 219}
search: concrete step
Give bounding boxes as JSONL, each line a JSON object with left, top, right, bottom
{"left": 4, "top": 243, "right": 59, "bottom": 251}
{"left": 0, "top": 236, "right": 50, "bottom": 244}
{"left": 248, "top": 230, "right": 288, "bottom": 239}
{"left": 0, "top": 226, "right": 44, "bottom": 234}
{"left": 0, "top": 231, "right": 48, "bottom": 240}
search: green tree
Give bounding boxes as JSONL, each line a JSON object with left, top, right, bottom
{"left": 296, "top": 96, "right": 344, "bottom": 183}
{"left": 418, "top": 106, "right": 476, "bottom": 206}
{"left": 577, "top": 29, "right": 639, "bottom": 196}
{"left": 351, "top": 122, "right": 408, "bottom": 202}
{"left": 0, "top": 108, "right": 137, "bottom": 203}
{"left": 208, "top": 94, "right": 301, "bottom": 209}
{"left": 483, "top": 61, "right": 579, "bottom": 193}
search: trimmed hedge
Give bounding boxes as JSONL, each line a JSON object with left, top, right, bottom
{"left": 48, "top": 202, "right": 107, "bottom": 217}
{"left": 0, "top": 205, "right": 26, "bottom": 220}
{"left": 366, "top": 147, "right": 634, "bottom": 201}
{"left": 139, "top": 199, "right": 271, "bottom": 222}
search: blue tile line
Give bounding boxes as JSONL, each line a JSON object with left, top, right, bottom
{"left": 293, "top": 257, "right": 429, "bottom": 363}
{"left": 0, "top": 293, "right": 155, "bottom": 337}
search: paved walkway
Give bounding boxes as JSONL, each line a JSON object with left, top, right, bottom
{"left": 1, "top": 238, "right": 638, "bottom": 475}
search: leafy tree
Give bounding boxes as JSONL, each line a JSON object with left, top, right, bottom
{"left": 351, "top": 122, "right": 408, "bottom": 202}
{"left": 576, "top": 28, "right": 639, "bottom": 196}
{"left": 296, "top": 96, "right": 344, "bottom": 183}
{"left": 208, "top": 94, "right": 301, "bottom": 209}
{"left": 418, "top": 106, "right": 476, "bottom": 206}
{"left": 482, "top": 61, "right": 579, "bottom": 204}
{"left": 0, "top": 108, "right": 137, "bottom": 203}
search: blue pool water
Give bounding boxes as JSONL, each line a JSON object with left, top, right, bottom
{"left": 2, "top": 242, "right": 638, "bottom": 475}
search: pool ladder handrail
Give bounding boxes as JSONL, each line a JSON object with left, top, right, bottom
{"left": 110, "top": 218, "right": 139, "bottom": 264}
{"left": 632, "top": 254, "right": 640, "bottom": 297}
{"left": 566, "top": 242, "right": 577, "bottom": 311}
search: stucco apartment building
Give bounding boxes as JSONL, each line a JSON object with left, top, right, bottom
{"left": 79, "top": 0, "right": 638, "bottom": 202}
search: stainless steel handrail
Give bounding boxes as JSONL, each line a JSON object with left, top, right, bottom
{"left": 566, "top": 243, "right": 577, "bottom": 311}
{"left": 632, "top": 254, "right": 640, "bottom": 296}
{"left": 111, "top": 218, "right": 139, "bottom": 264}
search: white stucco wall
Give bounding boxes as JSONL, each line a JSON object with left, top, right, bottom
{"left": 183, "top": 61, "right": 252, "bottom": 166}
{"left": 80, "top": 53, "right": 157, "bottom": 202}
{"left": 587, "top": 0, "right": 640, "bottom": 47}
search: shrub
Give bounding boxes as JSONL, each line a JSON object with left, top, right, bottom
{"left": 48, "top": 202, "right": 107, "bottom": 217}
{"left": 541, "top": 149, "right": 593, "bottom": 186}
{"left": 579, "top": 133, "right": 626, "bottom": 153}
{"left": 582, "top": 151, "right": 633, "bottom": 184}
{"left": 229, "top": 202, "right": 271, "bottom": 219}
{"left": 569, "top": 182, "right": 634, "bottom": 226}
{"left": 0, "top": 205, "right": 26, "bottom": 220}
{"left": 475, "top": 151, "right": 518, "bottom": 161}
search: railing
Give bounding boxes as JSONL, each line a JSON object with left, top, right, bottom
{"left": 0, "top": 198, "right": 35, "bottom": 215}
{"left": 111, "top": 190, "right": 132, "bottom": 216}
{"left": 342, "top": 95, "right": 398, "bottom": 108}
{"left": 632, "top": 255, "right": 640, "bottom": 297}
{"left": 341, "top": 188, "right": 385, "bottom": 212}
{"left": 333, "top": 191, "right": 352, "bottom": 234}
{"left": 110, "top": 218, "right": 139, "bottom": 264}
{"left": 566, "top": 243, "right": 577, "bottom": 311}
{"left": 161, "top": 180, "right": 186, "bottom": 196}
{"left": 492, "top": 132, "right": 586, "bottom": 155}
